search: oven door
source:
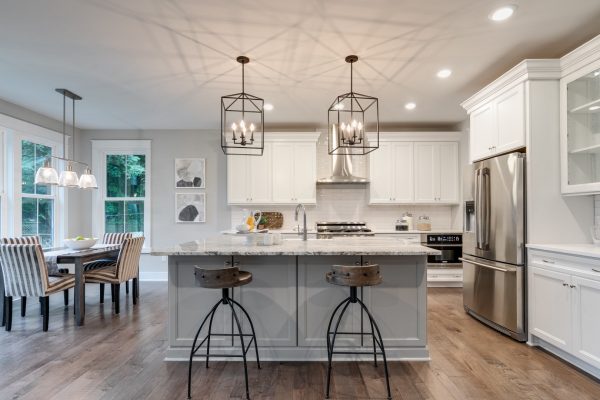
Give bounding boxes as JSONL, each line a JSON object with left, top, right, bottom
{"left": 426, "top": 244, "right": 462, "bottom": 267}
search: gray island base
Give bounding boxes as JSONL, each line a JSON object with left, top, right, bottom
{"left": 152, "top": 237, "right": 440, "bottom": 362}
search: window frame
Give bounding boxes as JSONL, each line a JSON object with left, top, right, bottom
{"left": 92, "top": 140, "right": 152, "bottom": 250}
{"left": 0, "top": 129, "right": 6, "bottom": 237}
{"left": 0, "top": 114, "right": 67, "bottom": 247}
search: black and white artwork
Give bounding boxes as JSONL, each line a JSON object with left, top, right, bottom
{"left": 175, "top": 193, "right": 206, "bottom": 223}
{"left": 175, "top": 158, "right": 205, "bottom": 188}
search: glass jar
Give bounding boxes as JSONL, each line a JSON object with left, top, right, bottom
{"left": 417, "top": 215, "right": 431, "bottom": 231}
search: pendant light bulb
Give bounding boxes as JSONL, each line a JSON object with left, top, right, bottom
{"left": 34, "top": 159, "right": 59, "bottom": 186}
{"left": 58, "top": 162, "right": 80, "bottom": 187}
{"left": 78, "top": 167, "right": 98, "bottom": 189}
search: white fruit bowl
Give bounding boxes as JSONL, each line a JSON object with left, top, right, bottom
{"left": 64, "top": 238, "right": 98, "bottom": 250}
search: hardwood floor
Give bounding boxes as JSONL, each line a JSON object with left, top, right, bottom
{"left": 1, "top": 284, "right": 599, "bottom": 399}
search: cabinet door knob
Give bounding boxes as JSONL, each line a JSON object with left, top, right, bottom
{"left": 570, "top": 284, "right": 576, "bottom": 289}
{"left": 562, "top": 283, "right": 569, "bottom": 287}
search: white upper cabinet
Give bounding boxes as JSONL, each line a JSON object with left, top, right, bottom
{"left": 466, "top": 82, "right": 526, "bottom": 162}
{"left": 561, "top": 56, "right": 600, "bottom": 195}
{"left": 496, "top": 84, "right": 526, "bottom": 154}
{"left": 414, "top": 142, "right": 459, "bottom": 203}
{"left": 227, "top": 133, "right": 319, "bottom": 205}
{"left": 369, "top": 133, "right": 460, "bottom": 205}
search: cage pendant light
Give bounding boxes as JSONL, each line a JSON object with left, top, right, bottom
{"left": 221, "top": 56, "right": 264, "bottom": 156}
{"left": 328, "top": 55, "right": 379, "bottom": 155}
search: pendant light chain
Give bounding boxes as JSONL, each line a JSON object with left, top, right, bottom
{"left": 72, "top": 97, "right": 75, "bottom": 160}
{"left": 62, "top": 93, "right": 66, "bottom": 158}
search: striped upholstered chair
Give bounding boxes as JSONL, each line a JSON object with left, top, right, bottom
{"left": 0, "top": 236, "right": 69, "bottom": 327}
{"left": 83, "top": 232, "right": 133, "bottom": 303}
{"left": 84, "top": 237, "right": 144, "bottom": 314}
{"left": 0, "top": 243, "right": 75, "bottom": 331}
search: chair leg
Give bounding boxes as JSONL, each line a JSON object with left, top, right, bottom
{"left": 135, "top": 276, "right": 140, "bottom": 300}
{"left": 227, "top": 300, "right": 251, "bottom": 400}
{"left": 42, "top": 296, "right": 49, "bottom": 332}
{"left": 325, "top": 297, "right": 352, "bottom": 399}
{"left": 113, "top": 284, "right": 120, "bottom": 314}
{"left": 357, "top": 298, "right": 391, "bottom": 400}
{"left": 5, "top": 296, "right": 12, "bottom": 331}
{"left": 230, "top": 298, "right": 261, "bottom": 369}
{"left": 63, "top": 289, "right": 69, "bottom": 306}
{"left": 1, "top": 294, "right": 5, "bottom": 327}
{"left": 100, "top": 284, "right": 105, "bottom": 304}
{"left": 188, "top": 300, "right": 222, "bottom": 400}
{"left": 21, "top": 296, "right": 27, "bottom": 317}
{"left": 40, "top": 297, "right": 44, "bottom": 315}
{"left": 132, "top": 277, "right": 138, "bottom": 305}
{"left": 126, "top": 280, "right": 129, "bottom": 295}
{"left": 111, "top": 284, "right": 115, "bottom": 303}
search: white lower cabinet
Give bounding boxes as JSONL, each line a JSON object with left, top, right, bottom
{"left": 530, "top": 266, "right": 571, "bottom": 350}
{"left": 528, "top": 249, "right": 600, "bottom": 376}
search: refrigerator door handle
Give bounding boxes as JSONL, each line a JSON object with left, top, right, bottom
{"left": 459, "top": 258, "right": 515, "bottom": 273}
{"left": 481, "top": 167, "right": 490, "bottom": 250}
{"left": 475, "top": 168, "right": 482, "bottom": 249}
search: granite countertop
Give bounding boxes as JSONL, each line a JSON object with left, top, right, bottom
{"left": 526, "top": 243, "right": 600, "bottom": 259}
{"left": 152, "top": 236, "right": 441, "bottom": 256}
{"left": 222, "top": 229, "right": 462, "bottom": 235}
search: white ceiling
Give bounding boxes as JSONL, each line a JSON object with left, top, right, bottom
{"left": 0, "top": 0, "right": 599, "bottom": 130}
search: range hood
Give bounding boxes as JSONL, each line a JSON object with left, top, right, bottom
{"left": 317, "top": 149, "right": 368, "bottom": 184}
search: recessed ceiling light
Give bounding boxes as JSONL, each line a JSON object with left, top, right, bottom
{"left": 263, "top": 103, "right": 274, "bottom": 111}
{"left": 489, "top": 5, "right": 517, "bottom": 21}
{"left": 589, "top": 106, "right": 600, "bottom": 111}
{"left": 405, "top": 102, "right": 416, "bottom": 110}
{"left": 437, "top": 69, "right": 452, "bottom": 79}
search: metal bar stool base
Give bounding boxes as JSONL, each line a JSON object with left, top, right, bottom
{"left": 325, "top": 286, "right": 392, "bottom": 399}
{"left": 187, "top": 288, "right": 260, "bottom": 400}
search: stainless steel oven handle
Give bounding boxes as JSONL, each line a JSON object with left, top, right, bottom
{"left": 459, "top": 258, "right": 514, "bottom": 273}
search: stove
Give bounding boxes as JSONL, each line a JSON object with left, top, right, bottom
{"left": 315, "top": 221, "right": 374, "bottom": 239}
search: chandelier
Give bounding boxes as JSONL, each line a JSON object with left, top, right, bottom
{"left": 328, "top": 55, "right": 379, "bottom": 155}
{"left": 34, "top": 89, "right": 98, "bottom": 189}
{"left": 221, "top": 56, "right": 264, "bottom": 156}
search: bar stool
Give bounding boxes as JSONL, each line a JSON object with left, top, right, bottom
{"left": 325, "top": 263, "right": 392, "bottom": 399}
{"left": 187, "top": 266, "right": 260, "bottom": 400}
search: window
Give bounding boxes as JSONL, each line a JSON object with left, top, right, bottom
{"left": 92, "top": 140, "right": 151, "bottom": 247}
{"left": 0, "top": 130, "right": 5, "bottom": 238}
{"left": 105, "top": 154, "right": 146, "bottom": 235}
{"left": 20, "top": 140, "right": 55, "bottom": 247}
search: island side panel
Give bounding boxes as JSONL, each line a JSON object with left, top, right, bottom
{"left": 232, "top": 256, "right": 297, "bottom": 348}
{"left": 362, "top": 255, "right": 428, "bottom": 349}
{"left": 168, "top": 255, "right": 234, "bottom": 352}
{"left": 298, "top": 255, "right": 363, "bottom": 347}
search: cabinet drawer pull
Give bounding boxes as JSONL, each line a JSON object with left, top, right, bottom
{"left": 541, "top": 259, "right": 555, "bottom": 264}
{"left": 592, "top": 268, "right": 600, "bottom": 273}
{"left": 355, "top": 261, "right": 360, "bottom": 266}
{"left": 562, "top": 283, "right": 569, "bottom": 287}
{"left": 570, "top": 284, "right": 576, "bottom": 289}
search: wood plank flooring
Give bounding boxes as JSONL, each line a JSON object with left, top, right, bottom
{"left": 1, "top": 284, "right": 599, "bottom": 399}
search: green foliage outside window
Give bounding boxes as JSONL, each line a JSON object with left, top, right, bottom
{"left": 105, "top": 154, "right": 145, "bottom": 235}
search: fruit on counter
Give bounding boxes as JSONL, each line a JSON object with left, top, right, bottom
{"left": 76, "top": 235, "right": 85, "bottom": 241}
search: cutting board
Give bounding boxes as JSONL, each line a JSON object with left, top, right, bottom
{"left": 259, "top": 212, "right": 284, "bottom": 229}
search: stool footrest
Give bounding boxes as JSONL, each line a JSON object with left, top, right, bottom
{"left": 193, "top": 336, "right": 256, "bottom": 356}
{"left": 331, "top": 351, "right": 385, "bottom": 356}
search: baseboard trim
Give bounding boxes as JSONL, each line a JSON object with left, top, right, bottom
{"left": 139, "top": 271, "right": 167, "bottom": 281}
{"left": 530, "top": 335, "right": 600, "bottom": 381}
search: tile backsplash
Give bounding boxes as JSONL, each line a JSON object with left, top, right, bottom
{"left": 230, "top": 185, "right": 459, "bottom": 231}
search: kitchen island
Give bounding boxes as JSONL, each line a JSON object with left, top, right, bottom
{"left": 152, "top": 236, "right": 439, "bottom": 361}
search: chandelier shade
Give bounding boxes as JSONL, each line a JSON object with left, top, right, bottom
{"left": 328, "top": 55, "right": 379, "bottom": 155}
{"left": 78, "top": 167, "right": 98, "bottom": 189}
{"left": 34, "top": 159, "right": 59, "bottom": 185}
{"left": 58, "top": 163, "right": 80, "bottom": 187}
{"left": 221, "top": 56, "right": 265, "bottom": 156}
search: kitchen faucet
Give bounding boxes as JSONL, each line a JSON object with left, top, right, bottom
{"left": 294, "top": 203, "right": 308, "bottom": 241}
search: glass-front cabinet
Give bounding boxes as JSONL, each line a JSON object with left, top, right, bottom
{"left": 562, "top": 58, "right": 600, "bottom": 195}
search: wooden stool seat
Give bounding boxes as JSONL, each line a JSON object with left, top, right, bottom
{"left": 326, "top": 264, "right": 382, "bottom": 287}
{"left": 194, "top": 267, "right": 252, "bottom": 289}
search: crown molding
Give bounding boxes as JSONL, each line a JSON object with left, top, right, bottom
{"left": 560, "top": 34, "right": 600, "bottom": 78}
{"left": 460, "top": 59, "right": 561, "bottom": 113}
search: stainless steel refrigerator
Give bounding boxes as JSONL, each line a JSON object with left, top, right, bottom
{"left": 462, "top": 151, "right": 526, "bottom": 342}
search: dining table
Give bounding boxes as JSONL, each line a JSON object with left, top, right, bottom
{"left": 44, "top": 244, "right": 121, "bottom": 326}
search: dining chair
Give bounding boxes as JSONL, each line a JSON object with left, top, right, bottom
{"left": 1, "top": 236, "right": 69, "bottom": 327}
{"left": 83, "top": 232, "right": 133, "bottom": 303}
{"left": 0, "top": 243, "right": 75, "bottom": 331}
{"left": 84, "top": 237, "right": 144, "bottom": 314}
